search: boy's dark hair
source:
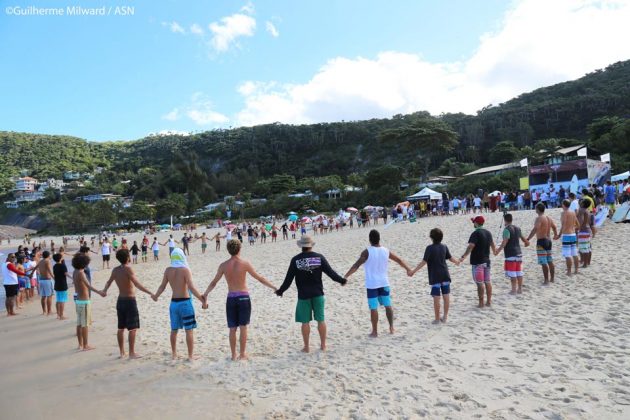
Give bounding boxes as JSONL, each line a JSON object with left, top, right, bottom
{"left": 52, "top": 253, "right": 62, "bottom": 263}
{"left": 429, "top": 228, "right": 443, "bottom": 244}
{"left": 368, "top": 229, "right": 380, "bottom": 245}
{"left": 580, "top": 199, "right": 590, "bottom": 209}
{"left": 42, "top": 250, "right": 50, "bottom": 259}
{"left": 79, "top": 245, "right": 90, "bottom": 253}
{"left": 71, "top": 253, "right": 90, "bottom": 270}
{"left": 503, "top": 213, "right": 513, "bottom": 223}
{"left": 536, "top": 202, "right": 546, "bottom": 213}
{"left": 16, "top": 255, "right": 24, "bottom": 264}
{"left": 116, "top": 249, "right": 130, "bottom": 264}
{"left": 227, "top": 239, "right": 241, "bottom": 256}
{"left": 562, "top": 199, "right": 570, "bottom": 208}
{"left": 569, "top": 192, "right": 576, "bottom": 199}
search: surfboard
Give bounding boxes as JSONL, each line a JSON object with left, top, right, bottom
{"left": 612, "top": 202, "right": 630, "bottom": 223}
{"left": 384, "top": 219, "right": 397, "bottom": 230}
{"left": 593, "top": 206, "right": 609, "bottom": 228}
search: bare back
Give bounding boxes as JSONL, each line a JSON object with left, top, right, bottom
{"left": 164, "top": 267, "right": 192, "bottom": 299}
{"left": 577, "top": 208, "right": 591, "bottom": 232}
{"left": 560, "top": 210, "right": 578, "bottom": 234}
{"left": 111, "top": 265, "right": 136, "bottom": 298}
{"left": 534, "top": 215, "right": 552, "bottom": 239}
{"left": 37, "top": 258, "right": 54, "bottom": 279}
{"left": 221, "top": 257, "right": 250, "bottom": 292}
{"left": 73, "top": 270, "right": 90, "bottom": 300}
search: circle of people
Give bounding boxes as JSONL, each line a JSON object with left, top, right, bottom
{"left": 2, "top": 190, "right": 602, "bottom": 362}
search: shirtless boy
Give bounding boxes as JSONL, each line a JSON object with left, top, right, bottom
{"left": 202, "top": 239, "right": 277, "bottom": 361}
{"left": 35, "top": 251, "right": 55, "bottom": 315}
{"left": 577, "top": 199, "right": 594, "bottom": 268}
{"left": 556, "top": 199, "right": 579, "bottom": 276}
{"left": 72, "top": 253, "right": 105, "bottom": 351}
{"left": 526, "top": 203, "right": 558, "bottom": 284}
{"left": 101, "top": 249, "right": 155, "bottom": 359}
{"left": 152, "top": 248, "right": 205, "bottom": 361}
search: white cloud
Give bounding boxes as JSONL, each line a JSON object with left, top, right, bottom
{"left": 190, "top": 23, "right": 204, "bottom": 35}
{"left": 162, "top": 108, "right": 180, "bottom": 121}
{"left": 162, "top": 21, "right": 185, "bottom": 34}
{"left": 162, "top": 93, "right": 229, "bottom": 127}
{"left": 265, "top": 21, "right": 279, "bottom": 37}
{"left": 208, "top": 13, "right": 256, "bottom": 52}
{"left": 235, "top": 0, "right": 630, "bottom": 126}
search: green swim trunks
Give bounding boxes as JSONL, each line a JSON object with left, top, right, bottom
{"left": 295, "top": 296, "right": 325, "bottom": 323}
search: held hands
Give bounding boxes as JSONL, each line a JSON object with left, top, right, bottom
{"left": 201, "top": 294, "right": 208, "bottom": 309}
{"left": 151, "top": 294, "right": 158, "bottom": 302}
{"left": 524, "top": 240, "right": 530, "bottom": 247}
{"left": 98, "top": 290, "right": 106, "bottom": 298}
{"left": 406, "top": 268, "right": 414, "bottom": 277}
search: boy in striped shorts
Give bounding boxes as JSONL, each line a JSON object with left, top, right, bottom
{"left": 494, "top": 213, "right": 529, "bottom": 294}
{"left": 555, "top": 199, "right": 580, "bottom": 276}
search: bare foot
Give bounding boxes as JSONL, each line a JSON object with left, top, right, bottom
{"left": 301, "top": 347, "right": 310, "bottom": 353}
{"left": 82, "top": 346, "right": 95, "bottom": 351}
{"left": 231, "top": 354, "right": 238, "bottom": 361}
{"left": 186, "top": 355, "right": 199, "bottom": 362}
{"left": 542, "top": 281, "right": 550, "bottom": 286}
{"left": 320, "top": 345, "right": 326, "bottom": 352}
{"left": 517, "top": 288, "right": 523, "bottom": 294}
{"left": 238, "top": 353, "right": 249, "bottom": 361}
{"left": 8, "top": 312, "right": 18, "bottom": 316}
{"left": 59, "top": 316, "right": 67, "bottom": 320}
{"left": 566, "top": 271, "right": 572, "bottom": 276}
{"left": 389, "top": 327, "right": 395, "bottom": 334}
{"left": 485, "top": 302, "right": 491, "bottom": 307}
{"left": 477, "top": 304, "right": 484, "bottom": 308}
{"left": 509, "top": 290, "right": 517, "bottom": 295}
{"left": 440, "top": 317, "right": 448, "bottom": 323}
{"left": 171, "top": 353, "right": 178, "bottom": 360}
{"left": 368, "top": 332, "right": 378, "bottom": 338}
{"left": 118, "top": 353, "right": 127, "bottom": 359}
{"left": 431, "top": 319, "right": 440, "bottom": 324}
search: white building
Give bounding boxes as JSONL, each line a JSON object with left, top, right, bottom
{"left": 63, "top": 171, "right": 82, "bottom": 180}
{"left": 76, "top": 193, "right": 121, "bottom": 203}
{"left": 14, "top": 176, "right": 38, "bottom": 192}
{"left": 4, "top": 201, "right": 19, "bottom": 209}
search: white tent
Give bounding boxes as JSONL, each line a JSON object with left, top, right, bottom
{"left": 407, "top": 187, "right": 442, "bottom": 201}
{"left": 612, "top": 171, "right": 630, "bottom": 182}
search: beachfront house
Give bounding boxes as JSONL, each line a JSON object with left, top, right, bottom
{"left": 63, "top": 171, "right": 82, "bottom": 180}
{"left": 6, "top": 177, "right": 47, "bottom": 206}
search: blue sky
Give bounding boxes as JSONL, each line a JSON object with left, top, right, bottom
{"left": 1, "top": 0, "right": 629, "bottom": 141}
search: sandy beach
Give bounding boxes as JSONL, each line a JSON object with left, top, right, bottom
{"left": 1, "top": 209, "right": 630, "bottom": 419}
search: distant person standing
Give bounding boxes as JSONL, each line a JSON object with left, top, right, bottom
{"left": 526, "top": 203, "right": 558, "bottom": 285}
{"left": 494, "top": 214, "right": 529, "bottom": 294}
{"left": 555, "top": 199, "right": 579, "bottom": 276}
{"left": 151, "top": 237, "right": 160, "bottom": 261}
{"left": 345, "top": 230, "right": 412, "bottom": 336}
{"left": 35, "top": 251, "right": 55, "bottom": 315}
{"left": 577, "top": 199, "right": 594, "bottom": 268}
{"left": 101, "top": 238, "right": 112, "bottom": 269}
{"left": 459, "top": 216, "right": 497, "bottom": 308}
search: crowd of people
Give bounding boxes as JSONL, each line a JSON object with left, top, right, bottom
{"left": 2, "top": 178, "right": 610, "bottom": 364}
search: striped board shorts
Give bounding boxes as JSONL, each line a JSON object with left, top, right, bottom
{"left": 577, "top": 231, "right": 591, "bottom": 254}
{"left": 504, "top": 256, "right": 524, "bottom": 279}
{"left": 536, "top": 238, "right": 553, "bottom": 265}
{"left": 561, "top": 234, "right": 578, "bottom": 258}
{"left": 472, "top": 263, "right": 491, "bottom": 284}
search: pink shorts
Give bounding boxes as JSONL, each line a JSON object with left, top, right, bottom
{"left": 472, "top": 263, "right": 491, "bottom": 284}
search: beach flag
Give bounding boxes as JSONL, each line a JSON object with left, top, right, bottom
{"left": 519, "top": 158, "right": 528, "bottom": 167}
{"left": 601, "top": 153, "right": 611, "bottom": 162}
{"left": 577, "top": 147, "right": 587, "bottom": 157}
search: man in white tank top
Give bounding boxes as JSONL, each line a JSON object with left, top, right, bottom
{"left": 345, "top": 230, "right": 412, "bottom": 337}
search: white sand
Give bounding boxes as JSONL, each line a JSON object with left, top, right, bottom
{"left": 1, "top": 210, "right": 630, "bottom": 419}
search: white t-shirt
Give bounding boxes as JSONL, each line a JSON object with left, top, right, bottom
{"left": 167, "top": 239, "right": 175, "bottom": 247}
{"left": 364, "top": 246, "right": 390, "bottom": 289}
{"left": 569, "top": 199, "right": 579, "bottom": 212}
{"left": 473, "top": 197, "right": 481, "bottom": 207}
{"left": 26, "top": 260, "right": 37, "bottom": 280}
{"left": 101, "top": 243, "right": 111, "bottom": 255}
{"left": 151, "top": 242, "right": 159, "bottom": 251}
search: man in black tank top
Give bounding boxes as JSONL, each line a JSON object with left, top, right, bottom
{"left": 494, "top": 213, "right": 529, "bottom": 294}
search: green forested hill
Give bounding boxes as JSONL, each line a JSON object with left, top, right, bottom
{"left": 1, "top": 59, "right": 629, "bottom": 217}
